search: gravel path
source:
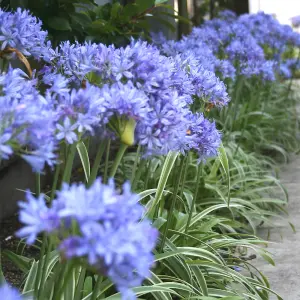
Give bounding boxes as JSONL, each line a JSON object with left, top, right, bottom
{"left": 256, "top": 154, "right": 300, "bottom": 300}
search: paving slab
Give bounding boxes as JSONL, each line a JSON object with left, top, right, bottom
{"left": 255, "top": 155, "right": 300, "bottom": 300}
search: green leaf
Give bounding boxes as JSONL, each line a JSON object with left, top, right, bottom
{"left": 47, "top": 16, "right": 72, "bottom": 31}
{"left": 70, "top": 12, "right": 92, "bottom": 27}
{"left": 0, "top": 247, "right": 6, "bottom": 285}
{"left": 77, "top": 141, "right": 91, "bottom": 182}
{"left": 155, "top": 247, "right": 223, "bottom": 265}
{"left": 122, "top": 3, "right": 139, "bottom": 19}
{"left": 83, "top": 276, "right": 93, "bottom": 298}
{"left": 158, "top": 11, "right": 192, "bottom": 25}
{"left": 135, "top": 0, "right": 155, "bottom": 14}
{"left": 155, "top": 0, "right": 168, "bottom": 4}
{"left": 218, "top": 143, "right": 231, "bottom": 206}
{"left": 148, "top": 152, "right": 179, "bottom": 217}
{"left": 110, "top": 2, "right": 122, "bottom": 20}
{"left": 23, "top": 261, "right": 39, "bottom": 292}
{"left": 153, "top": 217, "right": 167, "bottom": 229}
{"left": 257, "top": 249, "right": 275, "bottom": 266}
{"left": 3, "top": 250, "right": 32, "bottom": 273}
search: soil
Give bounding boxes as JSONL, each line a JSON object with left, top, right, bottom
{"left": 1, "top": 213, "right": 39, "bottom": 289}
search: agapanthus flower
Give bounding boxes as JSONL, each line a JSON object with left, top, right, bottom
{"left": 0, "top": 132, "right": 13, "bottom": 159}
{"left": 0, "top": 67, "right": 57, "bottom": 170}
{"left": 0, "top": 284, "right": 22, "bottom": 300}
{"left": 17, "top": 179, "right": 158, "bottom": 300}
{"left": 56, "top": 117, "right": 78, "bottom": 144}
{"left": 0, "top": 8, "right": 48, "bottom": 58}
{"left": 184, "top": 113, "right": 221, "bottom": 161}
{"left": 136, "top": 90, "right": 190, "bottom": 155}
{"left": 291, "top": 15, "right": 300, "bottom": 28}
{"left": 52, "top": 41, "right": 114, "bottom": 81}
{"left": 218, "top": 9, "right": 237, "bottom": 21}
{"left": 22, "top": 142, "right": 57, "bottom": 173}
{"left": 16, "top": 191, "right": 60, "bottom": 244}
{"left": 191, "top": 66, "right": 230, "bottom": 107}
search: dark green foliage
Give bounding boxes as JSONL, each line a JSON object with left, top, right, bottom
{"left": 1, "top": 0, "right": 176, "bottom": 46}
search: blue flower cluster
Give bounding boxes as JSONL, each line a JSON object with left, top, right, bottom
{"left": 42, "top": 39, "right": 224, "bottom": 158}
{"left": 154, "top": 10, "right": 300, "bottom": 81}
{"left": 291, "top": 15, "right": 300, "bottom": 28}
{"left": 17, "top": 179, "right": 158, "bottom": 300}
{"left": 0, "top": 67, "right": 56, "bottom": 171}
{"left": 0, "top": 9, "right": 224, "bottom": 166}
{"left": 0, "top": 8, "right": 48, "bottom": 58}
{"left": 0, "top": 284, "right": 22, "bottom": 300}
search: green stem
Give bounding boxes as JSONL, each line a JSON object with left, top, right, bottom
{"left": 131, "top": 159, "right": 147, "bottom": 191}
{"left": 287, "top": 49, "right": 300, "bottom": 96}
{"left": 0, "top": 58, "right": 8, "bottom": 73}
{"left": 37, "top": 238, "right": 52, "bottom": 299}
{"left": 230, "top": 77, "right": 244, "bottom": 132}
{"left": 91, "top": 276, "right": 103, "bottom": 300}
{"left": 88, "top": 140, "right": 107, "bottom": 187}
{"left": 143, "top": 161, "right": 151, "bottom": 190}
{"left": 73, "top": 267, "right": 87, "bottom": 300}
{"left": 61, "top": 143, "right": 77, "bottom": 185}
{"left": 179, "top": 154, "right": 189, "bottom": 198}
{"left": 35, "top": 173, "right": 41, "bottom": 197}
{"left": 103, "top": 140, "right": 111, "bottom": 183}
{"left": 109, "top": 143, "right": 128, "bottom": 178}
{"left": 159, "top": 157, "right": 185, "bottom": 252}
{"left": 50, "top": 164, "right": 61, "bottom": 201}
{"left": 53, "top": 261, "right": 74, "bottom": 300}
{"left": 130, "top": 145, "right": 141, "bottom": 183}
{"left": 34, "top": 234, "right": 47, "bottom": 298}
{"left": 185, "top": 164, "right": 202, "bottom": 235}
{"left": 0, "top": 247, "right": 5, "bottom": 285}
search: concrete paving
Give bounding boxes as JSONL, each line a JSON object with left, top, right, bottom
{"left": 255, "top": 155, "right": 300, "bottom": 300}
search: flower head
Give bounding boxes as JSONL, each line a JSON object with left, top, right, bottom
{"left": 0, "top": 8, "right": 48, "bottom": 58}
{"left": 17, "top": 179, "right": 158, "bottom": 299}
{"left": 16, "top": 191, "right": 60, "bottom": 244}
{"left": 0, "top": 284, "right": 22, "bottom": 300}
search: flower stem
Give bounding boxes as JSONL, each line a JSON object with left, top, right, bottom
{"left": 179, "top": 154, "right": 189, "bottom": 198}
{"left": 35, "top": 173, "right": 40, "bottom": 197}
{"left": 103, "top": 139, "right": 111, "bottom": 183}
{"left": 131, "top": 158, "right": 147, "bottom": 191}
{"left": 109, "top": 143, "right": 128, "bottom": 179}
{"left": 185, "top": 163, "right": 202, "bottom": 235}
{"left": 130, "top": 145, "right": 141, "bottom": 183}
{"left": 159, "top": 157, "right": 185, "bottom": 252}
{"left": 50, "top": 164, "right": 61, "bottom": 201}
{"left": 61, "top": 143, "right": 77, "bottom": 185}
{"left": 53, "top": 261, "right": 74, "bottom": 300}
{"left": 88, "top": 140, "right": 107, "bottom": 187}
{"left": 91, "top": 276, "right": 103, "bottom": 300}
{"left": 37, "top": 238, "right": 52, "bottom": 299}
{"left": 73, "top": 267, "right": 86, "bottom": 300}
{"left": 34, "top": 234, "right": 47, "bottom": 298}
{"left": 0, "top": 247, "right": 5, "bottom": 285}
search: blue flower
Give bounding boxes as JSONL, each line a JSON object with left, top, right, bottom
{"left": 0, "top": 284, "right": 22, "bottom": 300}
{"left": 191, "top": 66, "right": 230, "bottom": 107}
{"left": 291, "top": 15, "right": 300, "bottom": 28}
{"left": 0, "top": 8, "right": 48, "bottom": 58}
{"left": 185, "top": 113, "right": 221, "bottom": 161}
{"left": 17, "top": 179, "right": 158, "bottom": 300}
{"left": 56, "top": 117, "right": 78, "bottom": 144}
{"left": 22, "top": 142, "right": 57, "bottom": 173}
{"left": 0, "top": 132, "right": 13, "bottom": 159}
{"left": 0, "top": 67, "right": 57, "bottom": 169}
{"left": 16, "top": 191, "right": 60, "bottom": 244}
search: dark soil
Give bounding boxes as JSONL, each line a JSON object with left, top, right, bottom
{"left": 0, "top": 213, "right": 39, "bottom": 289}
